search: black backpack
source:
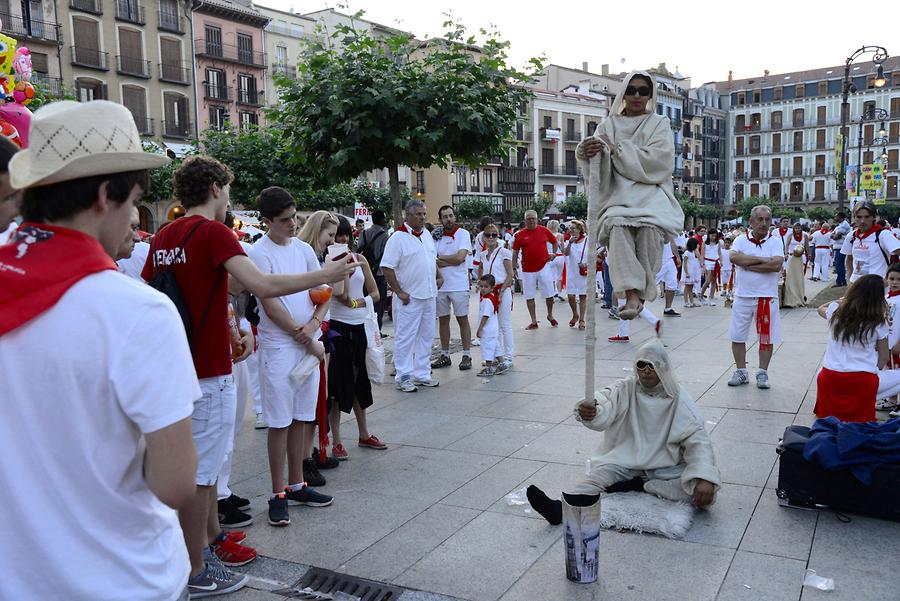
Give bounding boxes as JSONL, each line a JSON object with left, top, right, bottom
{"left": 148, "top": 221, "right": 221, "bottom": 349}
{"left": 357, "top": 228, "right": 386, "bottom": 270}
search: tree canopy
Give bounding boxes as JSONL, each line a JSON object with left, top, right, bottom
{"left": 270, "top": 13, "right": 543, "bottom": 225}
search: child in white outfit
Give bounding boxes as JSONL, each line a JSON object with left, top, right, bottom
{"left": 681, "top": 237, "right": 701, "bottom": 307}
{"left": 476, "top": 274, "right": 501, "bottom": 376}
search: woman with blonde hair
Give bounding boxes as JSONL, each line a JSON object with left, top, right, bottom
{"left": 564, "top": 220, "right": 589, "bottom": 329}
{"left": 298, "top": 210, "right": 339, "bottom": 257}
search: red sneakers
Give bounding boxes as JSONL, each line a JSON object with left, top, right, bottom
{"left": 224, "top": 530, "right": 246, "bottom": 544}
{"left": 526, "top": 323, "right": 539, "bottom": 330}
{"left": 213, "top": 536, "right": 257, "bottom": 567}
{"left": 359, "top": 435, "right": 387, "bottom": 450}
{"left": 332, "top": 443, "right": 349, "bottom": 460}
{"left": 608, "top": 335, "right": 630, "bottom": 343}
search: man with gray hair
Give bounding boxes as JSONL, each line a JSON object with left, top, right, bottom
{"left": 727, "top": 205, "right": 784, "bottom": 389}
{"left": 381, "top": 200, "right": 441, "bottom": 392}
{"left": 512, "top": 210, "right": 559, "bottom": 329}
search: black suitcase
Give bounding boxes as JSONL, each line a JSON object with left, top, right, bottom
{"left": 775, "top": 425, "right": 900, "bottom": 522}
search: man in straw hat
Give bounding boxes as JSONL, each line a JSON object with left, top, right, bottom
{"left": 526, "top": 340, "right": 720, "bottom": 525}
{"left": 0, "top": 100, "right": 357, "bottom": 600}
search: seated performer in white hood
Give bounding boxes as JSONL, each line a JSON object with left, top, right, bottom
{"left": 577, "top": 72, "right": 684, "bottom": 320}
{"left": 526, "top": 340, "right": 721, "bottom": 524}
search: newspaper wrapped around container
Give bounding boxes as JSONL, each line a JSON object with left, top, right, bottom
{"left": 561, "top": 493, "right": 602, "bottom": 583}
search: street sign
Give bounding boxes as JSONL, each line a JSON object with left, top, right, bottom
{"left": 354, "top": 202, "right": 373, "bottom": 228}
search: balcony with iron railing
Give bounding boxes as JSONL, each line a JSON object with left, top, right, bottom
{"left": 0, "top": 11, "right": 62, "bottom": 44}
{"left": 539, "top": 164, "right": 582, "bottom": 177}
{"left": 163, "top": 119, "right": 192, "bottom": 139}
{"left": 70, "top": 0, "right": 102, "bottom": 14}
{"left": 158, "top": 10, "right": 185, "bottom": 34}
{"left": 133, "top": 117, "right": 154, "bottom": 136}
{"left": 195, "top": 39, "right": 267, "bottom": 68}
{"left": 272, "top": 64, "right": 297, "bottom": 79}
{"left": 159, "top": 62, "right": 191, "bottom": 85}
{"left": 70, "top": 46, "right": 109, "bottom": 71}
{"left": 32, "top": 74, "right": 63, "bottom": 97}
{"left": 564, "top": 130, "right": 581, "bottom": 143}
{"left": 237, "top": 89, "right": 263, "bottom": 107}
{"left": 116, "top": 1, "right": 144, "bottom": 25}
{"left": 117, "top": 55, "right": 151, "bottom": 78}
{"left": 204, "top": 84, "right": 232, "bottom": 102}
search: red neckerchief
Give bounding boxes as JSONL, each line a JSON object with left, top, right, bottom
{"left": 0, "top": 223, "right": 116, "bottom": 336}
{"left": 442, "top": 225, "right": 458, "bottom": 238}
{"left": 481, "top": 291, "right": 500, "bottom": 313}
{"left": 747, "top": 232, "right": 770, "bottom": 247}
{"left": 853, "top": 224, "right": 883, "bottom": 242}
{"left": 397, "top": 223, "right": 423, "bottom": 238}
{"left": 778, "top": 227, "right": 789, "bottom": 238}
{"left": 819, "top": 227, "right": 829, "bottom": 235}
{"left": 793, "top": 232, "right": 803, "bottom": 242}
{"left": 888, "top": 290, "right": 900, "bottom": 298}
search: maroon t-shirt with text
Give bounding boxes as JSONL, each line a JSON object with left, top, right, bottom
{"left": 513, "top": 226, "right": 556, "bottom": 273}
{"left": 142, "top": 215, "right": 245, "bottom": 379}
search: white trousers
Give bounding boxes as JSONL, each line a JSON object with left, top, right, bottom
{"left": 617, "top": 298, "right": 660, "bottom": 336}
{"left": 877, "top": 369, "right": 900, "bottom": 399}
{"left": 498, "top": 288, "right": 514, "bottom": 360}
{"left": 813, "top": 249, "right": 831, "bottom": 281}
{"left": 393, "top": 296, "right": 436, "bottom": 382}
{"left": 217, "top": 358, "right": 250, "bottom": 500}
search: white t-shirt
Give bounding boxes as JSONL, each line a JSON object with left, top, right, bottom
{"left": 478, "top": 246, "right": 512, "bottom": 287}
{"left": 811, "top": 230, "right": 832, "bottom": 249}
{"left": 731, "top": 233, "right": 784, "bottom": 298}
{"left": 840, "top": 228, "right": 900, "bottom": 283}
{"left": 720, "top": 247, "right": 733, "bottom": 271}
{"left": 832, "top": 219, "right": 851, "bottom": 250}
{"left": 117, "top": 240, "right": 150, "bottom": 281}
{"left": 822, "top": 302, "right": 888, "bottom": 373}
{"left": 436, "top": 227, "right": 471, "bottom": 292}
{"left": 0, "top": 271, "right": 197, "bottom": 600}
{"left": 565, "top": 236, "right": 588, "bottom": 275}
{"left": 478, "top": 297, "right": 499, "bottom": 337}
{"left": 380, "top": 226, "right": 438, "bottom": 299}
{"left": 703, "top": 240, "right": 721, "bottom": 262}
{"left": 675, "top": 233, "right": 687, "bottom": 250}
{"left": 0, "top": 221, "right": 16, "bottom": 245}
{"left": 248, "top": 235, "right": 321, "bottom": 347}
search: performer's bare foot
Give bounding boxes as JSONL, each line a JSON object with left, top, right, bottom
{"left": 619, "top": 291, "right": 643, "bottom": 320}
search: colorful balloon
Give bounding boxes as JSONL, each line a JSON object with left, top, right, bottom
{"left": 0, "top": 102, "right": 31, "bottom": 147}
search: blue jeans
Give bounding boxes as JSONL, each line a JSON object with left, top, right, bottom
{"left": 834, "top": 250, "right": 846, "bottom": 286}
{"left": 602, "top": 260, "right": 613, "bottom": 305}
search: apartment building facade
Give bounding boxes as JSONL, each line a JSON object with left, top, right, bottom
{"left": 193, "top": 0, "right": 268, "bottom": 132}
{"left": 0, "top": 0, "right": 64, "bottom": 96}
{"left": 717, "top": 57, "right": 900, "bottom": 208}
{"left": 255, "top": 4, "right": 317, "bottom": 107}
{"left": 680, "top": 85, "right": 727, "bottom": 204}
{"left": 57, "top": 0, "right": 195, "bottom": 144}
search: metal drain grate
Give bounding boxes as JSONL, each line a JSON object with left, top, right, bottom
{"left": 274, "top": 567, "right": 405, "bottom": 601}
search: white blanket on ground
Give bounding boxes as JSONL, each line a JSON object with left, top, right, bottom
{"left": 600, "top": 491, "right": 694, "bottom": 539}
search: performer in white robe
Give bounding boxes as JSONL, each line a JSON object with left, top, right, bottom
{"left": 577, "top": 71, "right": 684, "bottom": 320}
{"left": 526, "top": 341, "right": 721, "bottom": 524}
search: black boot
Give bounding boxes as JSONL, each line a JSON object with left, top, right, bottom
{"left": 526, "top": 485, "right": 562, "bottom": 525}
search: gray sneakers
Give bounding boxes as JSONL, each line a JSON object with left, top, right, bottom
{"left": 494, "top": 359, "right": 512, "bottom": 374}
{"left": 413, "top": 377, "right": 440, "bottom": 387}
{"left": 396, "top": 376, "right": 417, "bottom": 393}
{"left": 756, "top": 372, "right": 770, "bottom": 389}
{"left": 727, "top": 370, "right": 749, "bottom": 387}
{"left": 189, "top": 549, "right": 248, "bottom": 598}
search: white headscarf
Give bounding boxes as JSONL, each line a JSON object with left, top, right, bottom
{"left": 634, "top": 339, "right": 679, "bottom": 401}
{"left": 609, "top": 70, "right": 658, "bottom": 118}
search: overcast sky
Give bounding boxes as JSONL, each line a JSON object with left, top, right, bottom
{"left": 264, "top": 0, "right": 900, "bottom": 85}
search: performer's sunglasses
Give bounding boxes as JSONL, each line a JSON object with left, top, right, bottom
{"left": 635, "top": 361, "right": 656, "bottom": 371}
{"left": 625, "top": 85, "right": 652, "bottom": 97}
{"left": 484, "top": 233, "right": 499, "bottom": 238}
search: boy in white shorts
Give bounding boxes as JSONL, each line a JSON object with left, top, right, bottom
{"left": 655, "top": 240, "right": 681, "bottom": 316}
{"left": 476, "top": 274, "right": 501, "bottom": 376}
{"left": 727, "top": 206, "right": 784, "bottom": 390}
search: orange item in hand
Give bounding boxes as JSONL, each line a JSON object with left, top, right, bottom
{"left": 309, "top": 285, "right": 333, "bottom": 305}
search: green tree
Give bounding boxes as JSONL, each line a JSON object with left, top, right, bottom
{"left": 28, "top": 81, "right": 76, "bottom": 111}
{"left": 352, "top": 183, "right": 410, "bottom": 219}
{"left": 454, "top": 195, "right": 495, "bottom": 220}
{"left": 140, "top": 140, "right": 198, "bottom": 204}
{"left": 270, "top": 13, "right": 543, "bottom": 226}
{"left": 559, "top": 192, "right": 587, "bottom": 219}
{"left": 805, "top": 207, "right": 834, "bottom": 222}
{"left": 876, "top": 201, "right": 900, "bottom": 223}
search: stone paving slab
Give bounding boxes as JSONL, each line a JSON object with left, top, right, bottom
{"left": 225, "top": 278, "right": 899, "bottom": 601}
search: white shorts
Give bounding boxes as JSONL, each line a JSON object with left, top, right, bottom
{"left": 259, "top": 344, "right": 320, "bottom": 428}
{"left": 194, "top": 375, "right": 237, "bottom": 487}
{"left": 728, "top": 296, "right": 782, "bottom": 345}
{"left": 521, "top": 263, "right": 556, "bottom": 300}
{"left": 656, "top": 261, "right": 679, "bottom": 291}
{"left": 436, "top": 290, "right": 471, "bottom": 317}
{"left": 721, "top": 269, "right": 733, "bottom": 287}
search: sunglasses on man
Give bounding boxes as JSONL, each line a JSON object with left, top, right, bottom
{"left": 625, "top": 86, "right": 652, "bottom": 97}
{"left": 484, "top": 233, "right": 499, "bottom": 238}
{"left": 635, "top": 360, "right": 656, "bottom": 371}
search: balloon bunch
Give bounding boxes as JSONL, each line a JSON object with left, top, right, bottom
{"left": 0, "top": 19, "right": 34, "bottom": 148}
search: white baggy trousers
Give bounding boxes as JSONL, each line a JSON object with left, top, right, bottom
{"left": 393, "top": 296, "right": 437, "bottom": 382}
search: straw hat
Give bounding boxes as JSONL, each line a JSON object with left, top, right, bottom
{"left": 9, "top": 100, "right": 170, "bottom": 190}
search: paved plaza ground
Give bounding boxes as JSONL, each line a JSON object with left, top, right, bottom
{"left": 225, "top": 281, "right": 900, "bottom": 601}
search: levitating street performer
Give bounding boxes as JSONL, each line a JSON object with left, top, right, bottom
{"left": 526, "top": 340, "right": 721, "bottom": 525}
{"left": 577, "top": 71, "right": 684, "bottom": 320}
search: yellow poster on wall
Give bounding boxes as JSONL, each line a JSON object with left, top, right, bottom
{"left": 860, "top": 163, "right": 885, "bottom": 190}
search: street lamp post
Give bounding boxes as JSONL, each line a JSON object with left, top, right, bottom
{"left": 837, "top": 45, "right": 888, "bottom": 212}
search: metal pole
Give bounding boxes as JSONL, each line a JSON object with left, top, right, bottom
{"left": 857, "top": 120, "right": 864, "bottom": 197}
{"left": 837, "top": 63, "right": 850, "bottom": 212}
